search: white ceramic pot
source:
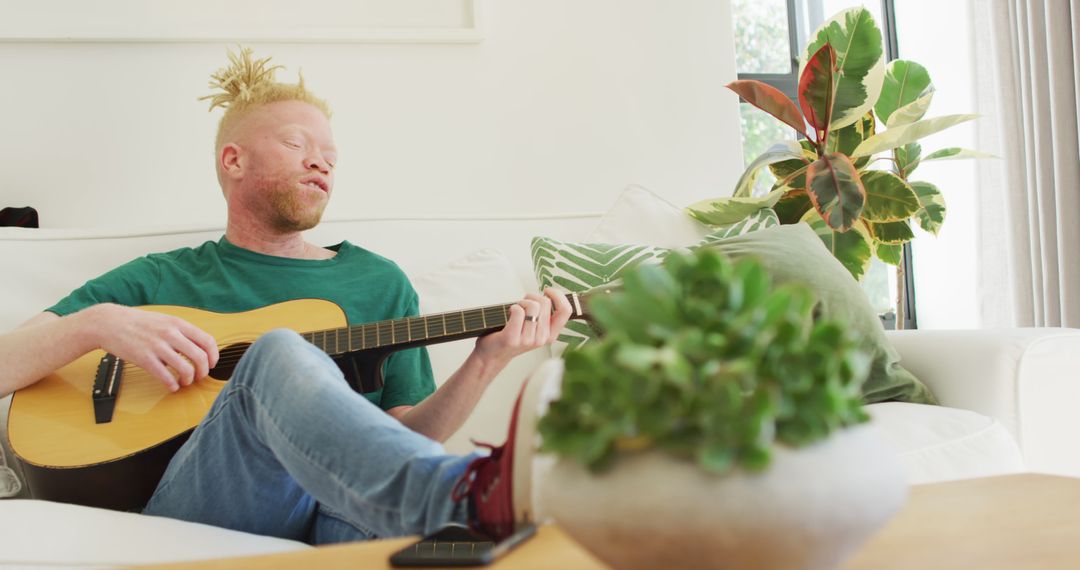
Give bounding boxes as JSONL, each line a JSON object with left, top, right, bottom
{"left": 541, "top": 425, "right": 907, "bottom": 570}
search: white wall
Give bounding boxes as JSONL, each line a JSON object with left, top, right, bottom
{"left": 0, "top": 1, "right": 743, "bottom": 229}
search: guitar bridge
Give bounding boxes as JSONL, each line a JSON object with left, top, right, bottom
{"left": 92, "top": 353, "right": 122, "bottom": 424}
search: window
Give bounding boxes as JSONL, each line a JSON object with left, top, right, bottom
{"left": 731, "top": 0, "right": 913, "bottom": 329}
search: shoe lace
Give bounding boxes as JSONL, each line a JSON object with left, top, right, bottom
{"left": 451, "top": 440, "right": 503, "bottom": 503}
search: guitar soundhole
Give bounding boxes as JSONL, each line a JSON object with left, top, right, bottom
{"left": 208, "top": 342, "right": 252, "bottom": 380}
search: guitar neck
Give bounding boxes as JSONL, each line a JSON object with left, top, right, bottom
{"left": 300, "top": 292, "right": 590, "bottom": 356}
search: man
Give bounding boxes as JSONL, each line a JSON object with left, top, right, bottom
{"left": 0, "top": 48, "right": 572, "bottom": 544}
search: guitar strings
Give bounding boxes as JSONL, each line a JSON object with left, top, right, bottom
{"left": 115, "top": 312, "right": 502, "bottom": 375}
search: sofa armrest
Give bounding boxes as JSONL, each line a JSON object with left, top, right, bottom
{"left": 885, "top": 328, "right": 1080, "bottom": 477}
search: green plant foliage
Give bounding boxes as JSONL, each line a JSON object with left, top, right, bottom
{"left": 711, "top": 6, "right": 985, "bottom": 280}
{"left": 876, "top": 242, "right": 902, "bottom": 266}
{"left": 875, "top": 60, "right": 932, "bottom": 125}
{"left": 799, "top": 43, "right": 837, "bottom": 137}
{"left": 860, "top": 170, "right": 920, "bottom": 222}
{"left": 852, "top": 114, "right": 978, "bottom": 158}
{"left": 687, "top": 188, "right": 785, "bottom": 226}
{"left": 804, "top": 7, "right": 885, "bottom": 130}
{"left": 801, "top": 209, "right": 873, "bottom": 280}
{"left": 806, "top": 152, "right": 865, "bottom": 231}
{"left": 538, "top": 248, "right": 871, "bottom": 474}
{"left": 911, "top": 181, "right": 946, "bottom": 235}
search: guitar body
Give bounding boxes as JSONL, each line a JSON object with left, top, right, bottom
{"left": 7, "top": 299, "right": 348, "bottom": 510}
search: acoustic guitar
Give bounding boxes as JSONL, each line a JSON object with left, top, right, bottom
{"left": 6, "top": 293, "right": 592, "bottom": 511}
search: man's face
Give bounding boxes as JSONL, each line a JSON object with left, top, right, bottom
{"left": 227, "top": 100, "right": 338, "bottom": 233}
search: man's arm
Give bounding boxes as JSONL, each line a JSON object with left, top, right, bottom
{"left": 0, "top": 304, "right": 219, "bottom": 397}
{"left": 391, "top": 288, "right": 572, "bottom": 442}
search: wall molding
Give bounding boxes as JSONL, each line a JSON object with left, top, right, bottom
{"left": 0, "top": 0, "right": 483, "bottom": 43}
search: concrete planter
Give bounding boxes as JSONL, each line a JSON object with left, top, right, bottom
{"left": 541, "top": 425, "right": 907, "bottom": 570}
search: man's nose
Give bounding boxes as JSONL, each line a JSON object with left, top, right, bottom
{"left": 306, "top": 156, "right": 330, "bottom": 174}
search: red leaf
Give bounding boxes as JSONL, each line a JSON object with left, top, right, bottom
{"left": 799, "top": 43, "right": 837, "bottom": 141}
{"left": 806, "top": 152, "right": 866, "bottom": 232}
{"left": 726, "top": 80, "right": 809, "bottom": 139}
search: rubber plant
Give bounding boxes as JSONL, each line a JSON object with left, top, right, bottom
{"left": 688, "top": 7, "right": 988, "bottom": 291}
{"left": 539, "top": 247, "right": 870, "bottom": 474}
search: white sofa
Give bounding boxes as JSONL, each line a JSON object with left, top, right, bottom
{"left": 2, "top": 189, "right": 1078, "bottom": 567}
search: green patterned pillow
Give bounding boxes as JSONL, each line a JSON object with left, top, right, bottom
{"left": 531, "top": 209, "right": 779, "bottom": 353}
{"left": 531, "top": 239, "right": 668, "bottom": 352}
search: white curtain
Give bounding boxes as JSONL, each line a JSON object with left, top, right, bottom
{"left": 974, "top": 0, "right": 1080, "bottom": 327}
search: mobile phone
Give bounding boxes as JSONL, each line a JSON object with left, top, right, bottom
{"left": 389, "top": 523, "right": 537, "bottom": 567}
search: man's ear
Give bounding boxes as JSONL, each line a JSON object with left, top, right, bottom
{"left": 220, "top": 143, "right": 243, "bottom": 179}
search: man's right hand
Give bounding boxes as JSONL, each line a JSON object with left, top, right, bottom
{"left": 87, "top": 304, "right": 220, "bottom": 392}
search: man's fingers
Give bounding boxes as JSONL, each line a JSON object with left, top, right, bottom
{"left": 178, "top": 320, "right": 219, "bottom": 368}
{"left": 158, "top": 342, "right": 196, "bottom": 387}
{"left": 545, "top": 287, "right": 573, "bottom": 335}
{"left": 171, "top": 335, "right": 211, "bottom": 383}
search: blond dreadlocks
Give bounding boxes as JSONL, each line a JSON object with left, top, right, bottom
{"left": 202, "top": 47, "right": 331, "bottom": 152}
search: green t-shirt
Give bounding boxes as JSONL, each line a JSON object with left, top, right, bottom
{"left": 46, "top": 237, "right": 435, "bottom": 410}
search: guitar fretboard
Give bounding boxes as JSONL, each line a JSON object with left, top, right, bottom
{"left": 300, "top": 294, "right": 585, "bottom": 356}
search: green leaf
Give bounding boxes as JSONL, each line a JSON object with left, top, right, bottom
{"left": 806, "top": 152, "right": 866, "bottom": 232}
{"left": 921, "top": 147, "right": 997, "bottom": 162}
{"left": 800, "top": 209, "right": 873, "bottom": 280}
{"left": 895, "top": 143, "right": 922, "bottom": 176}
{"left": 875, "top": 60, "right": 932, "bottom": 125}
{"left": 727, "top": 80, "right": 809, "bottom": 139}
{"left": 860, "top": 170, "right": 920, "bottom": 222}
{"left": 729, "top": 140, "right": 807, "bottom": 198}
{"left": 773, "top": 192, "right": 813, "bottom": 224}
{"left": 911, "top": 181, "right": 947, "bottom": 235}
{"left": 876, "top": 242, "right": 902, "bottom": 265}
{"left": 803, "top": 7, "right": 885, "bottom": 130}
{"left": 866, "top": 220, "right": 915, "bottom": 244}
{"left": 886, "top": 88, "right": 935, "bottom": 128}
{"left": 687, "top": 188, "right": 785, "bottom": 226}
{"left": 828, "top": 111, "right": 876, "bottom": 158}
{"left": 799, "top": 42, "right": 837, "bottom": 137}
{"left": 852, "top": 114, "right": 979, "bottom": 158}
{"left": 768, "top": 141, "right": 817, "bottom": 189}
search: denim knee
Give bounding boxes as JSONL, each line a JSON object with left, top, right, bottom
{"left": 232, "top": 328, "right": 339, "bottom": 389}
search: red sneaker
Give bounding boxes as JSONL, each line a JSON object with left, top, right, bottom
{"left": 451, "top": 359, "right": 563, "bottom": 541}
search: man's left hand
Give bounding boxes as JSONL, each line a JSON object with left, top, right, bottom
{"left": 472, "top": 287, "right": 573, "bottom": 368}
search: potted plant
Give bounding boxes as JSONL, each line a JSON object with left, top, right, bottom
{"left": 687, "top": 7, "right": 988, "bottom": 325}
{"left": 538, "top": 248, "right": 907, "bottom": 570}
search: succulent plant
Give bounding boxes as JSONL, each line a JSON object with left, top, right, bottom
{"left": 539, "top": 247, "right": 871, "bottom": 474}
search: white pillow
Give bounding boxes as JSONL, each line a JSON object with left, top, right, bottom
{"left": 587, "top": 184, "right": 713, "bottom": 247}
{"left": 410, "top": 249, "right": 551, "bottom": 455}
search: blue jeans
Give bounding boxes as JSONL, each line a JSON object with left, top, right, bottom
{"left": 143, "top": 329, "right": 476, "bottom": 545}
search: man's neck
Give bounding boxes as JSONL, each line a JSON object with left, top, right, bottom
{"left": 224, "top": 223, "right": 336, "bottom": 260}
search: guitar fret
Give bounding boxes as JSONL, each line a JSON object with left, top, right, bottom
{"left": 393, "top": 320, "right": 409, "bottom": 345}
{"left": 480, "top": 308, "right": 487, "bottom": 329}
{"left": 429, "top": 314, "right": 445, "bottom": 338}
{"left": 378, "top": 321, "right": 392, "bottom": 347}
{"left": 483, "top": 306, "right": 503, "bottom": 328}
{"left": 409, "top": 317, "right": 426, "bottom": 342}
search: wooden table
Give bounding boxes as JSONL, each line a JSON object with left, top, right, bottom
{"left": 145, "top": 474, "right": 1080, "bottom": 570}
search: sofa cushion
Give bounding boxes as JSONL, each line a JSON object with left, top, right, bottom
{"left": 587, "top": 184, "right": 714, "bottom": 247}
{"left": 0, "top": 499, "right": 308, "bottom": 567}
{"left": 411, "top": 248, "right": 550, "bottom": 455}
{"left": 867, "top": 402, "right": 1025, "bottom": 484}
